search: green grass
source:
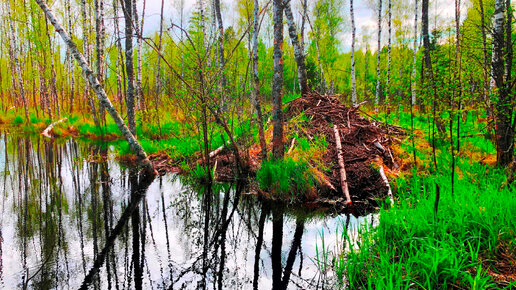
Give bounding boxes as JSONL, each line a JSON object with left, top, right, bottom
{"left": 334, "top": 110, "right": 515, "bottom": 289}
{"left": 257, "top": 157, "right": 315, "bottom": 198}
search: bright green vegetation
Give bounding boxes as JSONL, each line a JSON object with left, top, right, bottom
{"left": 334, "top": 111, "right": 516, "bottom": 289}
{"left": 257, "top": 157, "right": 315, "bottom": 198}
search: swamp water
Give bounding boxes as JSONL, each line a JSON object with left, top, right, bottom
{"left": 0, "top": 134, "right": 376, "bottom": 289}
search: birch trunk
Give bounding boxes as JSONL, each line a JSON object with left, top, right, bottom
{"left": 411, "top": 0, "right": 418, "bottom": 106}
{"left": 133, "top": 0, "right": 145, "bottom": 111}
{"left": 386, "top": 0, "right": 392, "bottom": 105}
{"left": 375, "top": 0, "right": 383, "bottom": 110}
{"left": 422, "top": 0, "right": 433, "bottom": 80}
{"left": 124, "top": 0, "right": 137, "bottom": 136}
{"left": 82, "top": 0, "right": 100, "bottom": 128}
{"left": 283, "top": 0, "right": 309, "bottom": 95}
{"left": 35, "top": 0, "right": 155, "bottom": 174}
{"left": 214, "top": 0, "right": 228, "bottom": 112}
{"left": 272, "top": 0, "right": 284, "bottom": 159}
{"left": 252, "top": 0, "right": 267, "bottom": 159}
{"left": 492, "top": 0, "right": 513, "bottom": 166}
{"left": 479, "top": 0, "right": 490, "bottom": 113}
{"left": 350, "top": 0, "right": 357, "bottom": 105}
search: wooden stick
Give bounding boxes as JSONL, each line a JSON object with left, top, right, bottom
{"left": 378, "top": 162, "right": 394, "bottom": 205}
{"left": 41, "top": 118, "right": 68, "bottom": 138}
{"left": 333, "top": 124, "right": 352, "bottom": 205}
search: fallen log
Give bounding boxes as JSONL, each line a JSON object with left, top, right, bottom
{"left": 333, "top": 124, "right": 352, "bottom": 205}
{"left": 41, "top": 118, "right": 68, "bottom": 138}
{"left": 377, "top": 161, "right": 394, "bottom": 205}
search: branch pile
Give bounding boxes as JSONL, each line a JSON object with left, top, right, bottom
{"left": 286, "top": 92, "right": 401, "bottom": 207}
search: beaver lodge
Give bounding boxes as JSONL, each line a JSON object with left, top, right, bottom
{"left": 184, "top": 92, "right": 403, "bottom": 212}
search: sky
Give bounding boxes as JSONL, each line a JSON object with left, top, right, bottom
{"left": 133, "top": 0, "right": 467, "bottom": 53}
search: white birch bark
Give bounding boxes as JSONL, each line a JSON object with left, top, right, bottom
{"left": 375, "top": 0, "right": 383, "bottom": 110}
{"left": 350, "top": 0, "right": 357, "bottom": 105}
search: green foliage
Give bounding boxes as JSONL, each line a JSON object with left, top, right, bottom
{"left": 13, "top": 115, "right": 24, "bottom": 125}
{"left": 256, "top": 157, "right": 315, "bottom": 198}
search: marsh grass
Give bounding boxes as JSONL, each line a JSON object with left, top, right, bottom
{"left": 334, "top": 110, "right": 516, "bottom": 289}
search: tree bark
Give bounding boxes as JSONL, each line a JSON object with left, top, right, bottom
{"left": 493, "top": 0, "right": 513, "bottom": 166}
{"left": 272, "top": 0, "right": 285, "bottom": 159}
{"left": 283, "top": 0, "right": 309, "bottom": 95}
{"left": 35, "top": 0, "right": 155, "bottom": 174}
{"left": 375, "top": 0, "right": 383, "bottom": 110}
{"left": 333, "top": 125, "right": 352, "bottom": 204}
{"left": 350, "top": 0, "right": 357, "bottom": 105}
{"left": 411, "top": 0, "right": 418, "bottom": 106}
{"left": 214, "top": 0, "right": 228, "bottom": 112}
{"left": 422, "top": 0, "right": 433, "bottom": 80}
{"left": 386, "top": 0, "right": 392, "bottom": 105}
{"left": 124, "top": 0, "right": 137, "bottom": 136}
{"left": 252, "top": 0, "right": 267, "bottom": 159}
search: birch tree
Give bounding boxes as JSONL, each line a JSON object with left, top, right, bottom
{"left": 35, "top": 0, "right": 155, "bottom": 174}
{"left": 272, "top": 0, "right": 284, "bottom": 159}
{"left": 375, "top": 0, "right": 383, "bottom": 110}
{"left": 350, "top": 0, "right": 357, "bottom": 105}
{"left": 252, "top": 0, "right": 267, "bottom": 158}
{"left": 283, "top": 0, "right": 309, "bottom": 95}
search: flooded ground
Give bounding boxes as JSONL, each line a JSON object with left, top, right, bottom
{"left": 0, "top": 133, "right": 376, "bottom": 289}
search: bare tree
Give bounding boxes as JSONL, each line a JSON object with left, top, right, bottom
{"left": 124, "top": 0, "right": 137, "bottom": 136}
{"left": 272, "top": 0, "right": 284, "bottom": 159}
{"left": 350, "top": 0, "right": 357, "bottom": 105}
{"left": 374, "top": 0, "right": 383, "bottom": 110}
{"left": 252, "top": 0, "right": 267, "bottom": 158}
{"left": 411, "top": 0, "right": 418, "bottom": 106}
{"left": 283, "top": 0, "right": 309, "bottom": 95}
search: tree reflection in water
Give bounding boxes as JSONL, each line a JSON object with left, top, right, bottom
{"left": 0, "top": 134, "right": 376, "bottom": 289}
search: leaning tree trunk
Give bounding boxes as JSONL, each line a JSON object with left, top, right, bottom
{"left": 252, "top": 0, "right": 267, "bottom": 159}
{"left": 375, "top": 0, "right": 383, "bottom": 110}
{"left": 411, "top": 0, "right": 418, "bottom": 106}
{"left": 272, "top": 0, "right": 284, "bottom": 159}
{"left": 350, "top": 0, "right": 357, "bottom": 105}
{"left": 35, "top": 0, "right": 155, "bottom": 174}
{"left": 283, "top": 0, "right": 309, "bottom": 95}
{"left": 124, "top": 0, "right": 137, "bottom": 136}
{"left": 492, "top": 0, "right": 513, "bottom": 166}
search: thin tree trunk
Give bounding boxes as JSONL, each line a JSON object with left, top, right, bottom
{"left": 154, "top": 0, "right": 165, "bottom": 138}
{"left": 124, "top": 0, "right": 137, "bottom": 136}
{"left": 375, "top": 0, "right": 383, "bottom": 110}
{"left": 252, "top": 0, "right": 267, "bottom": 159}
{"left": 95, "top": 0, "right": 105, "bottom": 120}
{"left": 134, "top": 0, "right": 145, "bottom": 111}
{"left": 386, "top": 0, "right": 392, "bottom": 105}
{"left": 422, "top": 0, "right": 433, "bottom": 80}
{"left": 479, "top": 0, "right": 491, "bottom": 116}
{"left": 35, "top": 0, "right": 155, "bottom": 174}
{"left": 411, "top": 0, "right": 418, "bottom": 106}
{"left": 214, "top": 0, "right": 228, "bottom": 112}
{"left": 283, "top": 0, "right": 309, "bottom": 95}
{"left": 44, "top": 17, "right": 61, "bottom": 118}
{"left": 82, "top": 0, "right": 101, "bottom": 128}
{"left": 350, "top": 0, "right": 357, "bottom": 105}
{"left": 272, "top": 0, "right": 285, "bottom": 159}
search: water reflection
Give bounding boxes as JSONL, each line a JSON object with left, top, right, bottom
{"left": 0, "top": 134, "right": 376, "bottom": 289}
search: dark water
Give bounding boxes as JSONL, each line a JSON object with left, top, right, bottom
{"left": 0, "top": 133, "right": 376, "bottom": 289}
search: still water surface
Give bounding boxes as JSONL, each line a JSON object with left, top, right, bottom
{"left": 0, "top": 134, "right": 375, "bottom": 289}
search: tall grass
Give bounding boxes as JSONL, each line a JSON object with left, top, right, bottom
{"left": 335, "top": 110, "right": 516, "bottom": 289}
